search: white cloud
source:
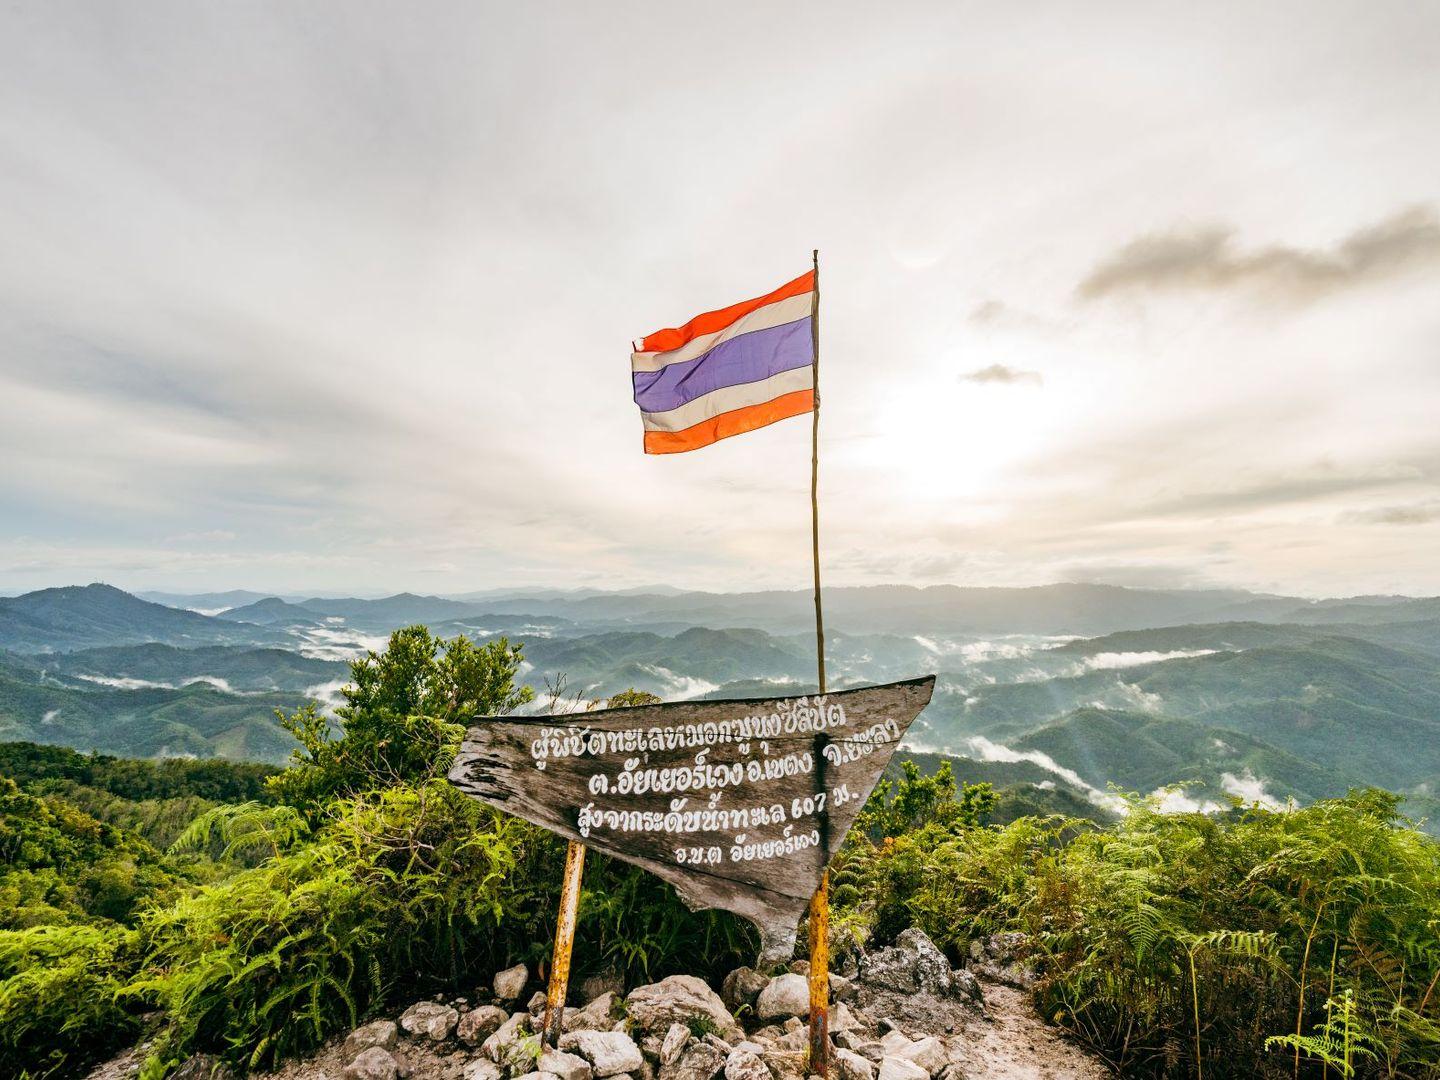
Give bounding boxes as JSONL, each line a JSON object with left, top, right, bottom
{"left": 1220, "top": 768, "right": 1285, "bottom": 809}
{"left": 1148, "top": 786, "right": 1224, "bottom": 814}
{"left": 636, "top": 664, "right": 720, "bottom": 701}
{"left": 289, "top": 626, "right": 390, "bottom": 661}
{"left": 1077, "top": 649, "right": 1219, "bottom": 671}
{"left": 1, "top": 4, "right": 1438, "bottom": 595}
{"left": 965, "top": 735, "right": 1126, "bottom": 812}
{"left": 304, "top": 679, "right": 349, "bottom": 717}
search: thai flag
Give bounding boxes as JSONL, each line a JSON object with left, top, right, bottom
{"left": 631, "top": 269, "right": 816, "bottom": 454}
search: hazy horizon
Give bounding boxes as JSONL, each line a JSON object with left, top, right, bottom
{"left": 5, "top": 578, "right": 1436, "bottom": 604}
{"left": 4, "top": 2, "right": 1439, "bottom": 598}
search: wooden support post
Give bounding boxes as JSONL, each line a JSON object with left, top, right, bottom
{"left": 542, "top": 839, "right": 587, "bottom": 1046}
{"left": 807, "top": 247, "right": 830, "bottom": 1078}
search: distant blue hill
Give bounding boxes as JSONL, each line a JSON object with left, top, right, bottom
{"left": 0, "top": 584, "right": 285, "bottom": 654}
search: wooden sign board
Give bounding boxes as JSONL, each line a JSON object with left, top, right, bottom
{"left": 448, "top": 675, "right": 936, "bottom": 961}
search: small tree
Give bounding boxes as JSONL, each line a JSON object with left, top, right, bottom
{"left": 270, "top": 625, "right": 533, "bottom": 810}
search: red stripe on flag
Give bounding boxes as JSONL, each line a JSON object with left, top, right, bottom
{"left": 638, "top": 271, "right": 815, "bottom": 354}
{"left": 642, "top": 388, "right": 814, "bottom": 454}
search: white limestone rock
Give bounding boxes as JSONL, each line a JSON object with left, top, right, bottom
{"left": 559, "top": 1030, "right": 646, "bottom": 1078}
{"left": 626, "top": 975, "right": 744, "bottom": 1043}
{"left": 494, "top": 963, "right": 530, "bottom": 1001}
{"left": 755, "top": 975, "right": 810, "bottom": 1022}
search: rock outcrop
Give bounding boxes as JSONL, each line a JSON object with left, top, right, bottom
{"left": 96, "top": 925, "right": 1102, "bottom": 1080}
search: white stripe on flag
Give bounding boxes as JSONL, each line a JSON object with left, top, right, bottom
{"left": 640, "top": 366, "right": 814, "bottom": 432}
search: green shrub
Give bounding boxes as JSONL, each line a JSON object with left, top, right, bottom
{"left": 269, "top": 627, "right": 533, "bottom": 811}
{"left": 0, "top": 923, "right": 141, "bottom": 1079}
{"left": 837, "top": 790, "right": 1440, "bottom": 1078}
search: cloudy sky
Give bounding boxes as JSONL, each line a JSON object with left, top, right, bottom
{"left": 2, "top": 1, "right": 1438, "bottom": 597}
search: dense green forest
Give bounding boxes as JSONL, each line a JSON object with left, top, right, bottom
{"left": 2, "top": 627, "right": 1437, "bottom": 1079}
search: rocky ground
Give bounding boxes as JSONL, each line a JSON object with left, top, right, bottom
{"left": 88, "top": 931, "right": 1109, "bottom": 1080}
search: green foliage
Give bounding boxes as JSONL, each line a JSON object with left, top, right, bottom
{"left": 0, "top": 923, "right": 141, "bottom": 1079}
{"left": 130, "top": 781, "right": 542, "bottom": 1073}
{"left": 0, "top": 741, "right": 279, "bottom": 803}
{"left": 836, "top": 789, "right": 1440, "bottom": 1079}
{"left": 834, "top": 761, "right": 998, "bottom": 949}
{"left": 854, "top": 760, "right": 996, "bottom": 841}
{"left": 168, "top": 801, "right": 312, "bottom": 861}
{"left": 0, "top": 777, "right": 178, "bottom": 929}
{"left": 685, "top": 1014, "right": 720, "bottom": 1039}
{"left": 22, "top": 780, "right": 222, "bottom": 851}
{"left": 269, "top": 626, "right": 533, "bottom": 810}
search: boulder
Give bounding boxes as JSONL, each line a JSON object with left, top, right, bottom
{"left": 980, "top": 932, "right": 1026, "bottom": 964}
{"left": 854, "top": 1043, "right": 885, "bottom": 1066}
{"left": 567, "top": 991, "right": 624, "bottom": 1033}
{"left": 933, "top": 1067, "right": 969, "bottom": 1080}
{"left": 540, "top": 1050, "right": 595, "bottom": 1080}
{"left": 723, "top": 1050, "right": 773, "bottom": 1080}
{"left": 513, "top": 1073, "right": 564, "bottom": 1080}
{"left": 895, "top": 1038, "right": 945, "bottom": 1076}
{"left": 831, "top": 1002, "right": 860, "bottom": 1034}
{"left": 626, "top": 975, "right": 744, "bottom": 1042}
{"left": 529, "top": 990, "right": 551, "bottom": 1017}
{"left": 876, "top": 1059, "right": 928, "bottom": 1080}
{"left": 459, "top": 1004, "right": 511, "bottom": 1046}
{"left": 398, "top": 1002, "right": 459, "bottom": 1041}
{"left": 658, "top": 1041, "right": 725, "bottom": 1080}
{"left": 828, "top": 974, "right": 856, "bottom": 1003}
{"left": 703, "top": 1033, "right": 734, "bottom": 1057}
{"left": 495, "top": 963, "right": 530, "bottom": 1001}
{"left": 721, "top": 967, "right": 770, "bottom": 1012}
{"left": 879, "top": 1033, "right": 911, "bottom": 1058}
{"left": 582, "top": 970, "right": 626, "bottom": 1002}
{"left": 660, "top": 1023, "right": 691, "bottom": 1066}
{"left": 758, "top": 1050, "right": 805, "bottom": 1080}
{"left": 481, "top": 1012, "right": 533, "bottom": 1063}
{"left": 833, "top": 1049, "right": 875, "bottom": 1080}
{"left": 771, "top": 1029, "right": 808, "bottom": 1054}
{"left": 345, "top": 1020, "right": 399, "bottom": 1058}
{"left": 755, "top": 975, "right": 809, "bottom": 1021}
{"left": 559, "top": 1031, "right": 646, "bottom": 1078}
{"left": 858, "top": 930, "right": 953, "bottom": 998}
{"left": 463, "top": 1062, "right": 504, "bottom": 1080}
{"left": 345, "top": 1047, "right": 400, "bottom": 1080}
{"left": 950, "top": 970, "right": 984, "bottom": 1010}
{"left": 965, "top": 933, "right": 1034, "bottom": 991}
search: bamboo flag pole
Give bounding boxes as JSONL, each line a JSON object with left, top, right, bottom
{"left": 543, "top": 255, "right": 830, "bottom": 1055}
{"left": 542, "top": 839, "right": 587, "bottom": 1045}
{"left": 806, "top": 247, "right": 830, "bottom": 1078}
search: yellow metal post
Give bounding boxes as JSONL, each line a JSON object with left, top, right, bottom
{"left": 808, "top": 870, "right": 830, "bottom": 1074}
{"left": 542, "top": 839, "right": 587, "bottom": 1045}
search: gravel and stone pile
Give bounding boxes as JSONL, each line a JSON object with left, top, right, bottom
{"left": 149, "top": 929, "right": 1108, "bottom": 1080}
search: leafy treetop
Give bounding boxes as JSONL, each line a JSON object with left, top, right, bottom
{"left": 269, "top": 626, "right": 533, "bottom": 810}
